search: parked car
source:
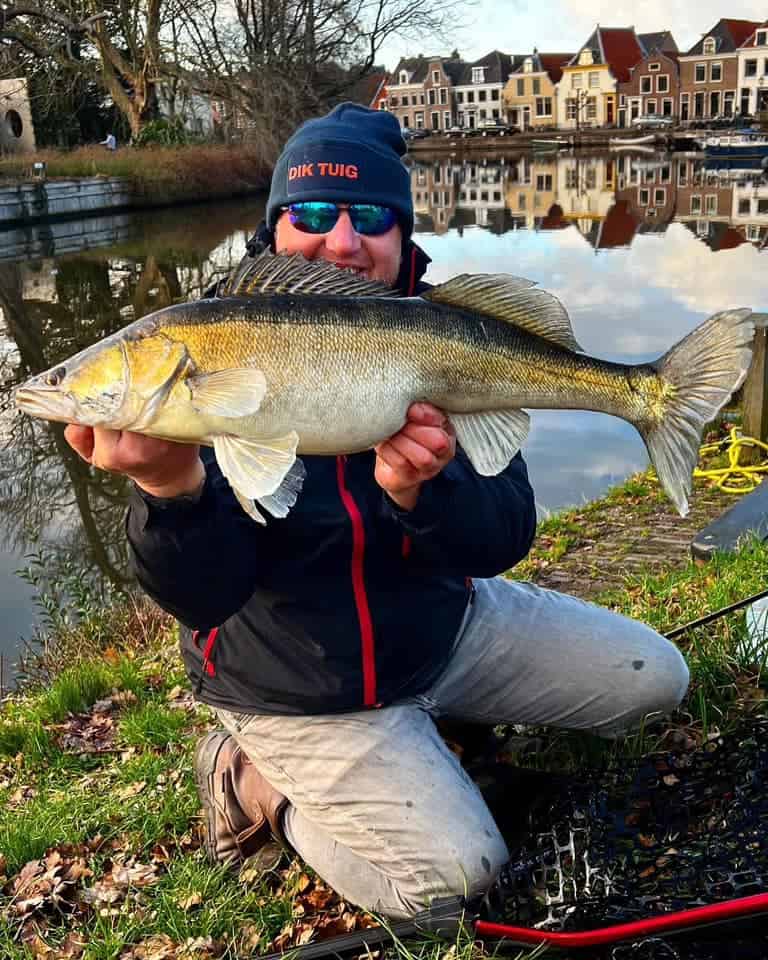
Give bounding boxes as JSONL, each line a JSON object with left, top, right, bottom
{"left": 631, "top": 114, "right": 674, "bottom": 130}
{"left": 475, "top": 120, "right": 515, "bottom": 136}
{"left": 402, "top": 127, "right": 430, "bottom": 141}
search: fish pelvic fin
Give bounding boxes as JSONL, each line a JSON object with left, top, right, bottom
{"left": 219, "top": 250, "right": 398, "bottom": 299}
{"left": 642, "top": 308, "right": 756, "bottom": 517}
{"left": 450, "top": 409, "right": 531, "bottom": 475}
{"left": 213, "top": 431, "right": 304, "bottom": 523}
{"left": 423, "top": 274, "right": 582, "bottom": 352}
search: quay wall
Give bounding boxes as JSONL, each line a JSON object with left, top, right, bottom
{"left": 0, "top": 177, "right": 133, "bottom": 226}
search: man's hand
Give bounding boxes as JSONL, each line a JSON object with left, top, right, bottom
{"left": 65, "top": 426, "right": 205, "bottom": 499}
{"left": 374, "top": 402, "right": 456, "bottom": 511}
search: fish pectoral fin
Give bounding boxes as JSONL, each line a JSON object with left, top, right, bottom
{"left": 450, "top": 409, "right": 530, "bottom": 476}
{"left": 255, "top": 458, "right": 307, "bottom": 518}
{"left": 233, "top": 488, "right": 268, "bottom": 525}
{"left": 214, "top": 431, "right": 301, "bottom": 522}
{"left": 424, "top": 275, "right": 582, "bottom": 352}
{"left": 189, "top": 369, "right": 267, "bottom": 418}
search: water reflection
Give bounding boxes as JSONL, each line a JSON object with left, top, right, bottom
{"left": 410, "top": 151, "right": 768, "bottom": 252}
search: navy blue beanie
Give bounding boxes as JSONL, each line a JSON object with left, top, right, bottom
{"left": 266, "top": 103, "right": 413, "bottom": 239}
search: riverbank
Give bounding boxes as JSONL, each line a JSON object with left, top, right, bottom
{"left": 0, "top": 145, "right": 272, "bottom": 223}
{"left": 1, "top": 474, "right": 767, "bottom": 958}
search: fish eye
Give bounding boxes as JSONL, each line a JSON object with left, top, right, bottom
{"left": 45, "top": 366, "right": 65, "bottom": 387}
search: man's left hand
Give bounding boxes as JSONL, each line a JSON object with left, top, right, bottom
{"left": 375, "top": 402, "right": 456, "bottom": 511}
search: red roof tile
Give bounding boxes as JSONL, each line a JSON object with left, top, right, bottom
{"left": 597, "top": 200, "right": 638, "bottom": 248}
{"left": 600, "top": 28, "right": 646, "bottom": 82}
{"left": 740, "top": 21, "right": 768, "bottom": 48}
{"left": 723, "top": 18, "right": 763, "bottom": 48}
{"left": 539, "top": 53, "right": 575, "bottom": 85}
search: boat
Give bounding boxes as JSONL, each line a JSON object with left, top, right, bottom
{"left": 702, "top": 130, "right": 768, "bottom": 158}
{"left": 531, "top": 137, "right": 572, "bottom": 151}
{"left": 609, "top": 134, "right": 657, "bottom": 147}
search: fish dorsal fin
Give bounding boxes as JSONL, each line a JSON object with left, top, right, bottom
{"left": 219, "top": 249, "right": 398, "bottom": 300}
{"left": 450, "top": 409, "right": 530, "bottom": 476}
{"left": 423, "top": 274, "right": 582, "bottom": 352}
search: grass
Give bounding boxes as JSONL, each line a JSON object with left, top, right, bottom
{"left": 0, "top": 143, "right": 272, "bottom": 206}
{"left": 1, "top": 475, "right": 768, "bottom": 958}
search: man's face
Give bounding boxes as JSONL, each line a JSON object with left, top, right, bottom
{"left": 275, "top": 205, "right": 403, "bottom": 287}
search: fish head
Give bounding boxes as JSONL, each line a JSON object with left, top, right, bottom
{"left": 15, "top": 316, "right": 191, "bottom": 430}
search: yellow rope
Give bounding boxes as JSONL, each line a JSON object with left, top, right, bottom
{"left": 693, "top": 427, "right": 768, "bottom": 494}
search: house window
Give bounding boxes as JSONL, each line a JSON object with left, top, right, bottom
{"left": 680, "top": 92, "right": 690, "bottom": 120}
{"left": 758, "top": 30, "right": 767, "bottom": 46}
{"left": 399, "top": 71, "right": 408, "bottom": 83}
{"left": 710, "top": 90, "right": 720, "bottom": 116}
{"left": 478, "top": 90, "right": 487, "bottom": 101}
{"left": 536, "top": 174, "right": 553, "bottom": 190}
{"left": 572, "top": 73, "right": 582, "bottom": 88}
{"left": 586, "top": 97, "right": 597, "bottom": 120}
{"left": 492, "top": 89, "right": 499, "bottom": 100}
{"left": 741, "top": 87, "right": 751, "bottom": 113}
{"left": 646, "top": 100, "right": 657, "bottom": 114}
{"left": 662, "top": 98, "right": 673, "bottom": 116}
{"left": 695, "top": 63, "right": 706, "bottom": 83}
{"left": 589, "top": 71, "right": 600, "bottom": 88}
{"left": 660, "top": 164, "right": 671, "bottom": 182}
{"left": 532, "top": 78, "right": 541, "bottom": 95}
{"left": 402, "top": 115, "right": 409, "bottom": 128}
{"left": 472, "top": 67, "right": 485, "bottom": 83}
{"left": 456, "top": 91, "right": 464, "bottom": 103}
{"left": 467, "top": 91, "right": 475, "bottom": 103}
{"left": 431, "top": 111, "right": 440, "bottom": 129}
{"left": 479, "top": 109, "right": 486, "bottom": 119}
{"left": 428, "top": 89, "right": 436, "bottom": 104}
{"left": 535, "top": 97, "right": 553, "bottom": 116}
{"left": 703, "top": 37, "right": 716, "bottom": 54}
{"left": 649, "top": 62, "right": 660, "bottom": 72}
{"left": 654, "top": 188, "right": 666, "bottom": 205}
{"left": 657, "top": 75, "right": 669, "bottom": 93}
{"left": 745, "top": 59, "right": 758, "bottom": 77}
{"left": 432, "top": 70, "right": 440, "bottom": 83}
{"left": 420, "top": 94, "right": 425, "bottom": 104}
{"left": 578, "top": 48, "right": 594, "bottom": 65}
{"left": 739, "top": 198, "right": 751, "bottom": 215}
{"left": 691, "top": 195, "right": 702, "bottom": 214}
{"left": 639, "top": 188, "right": 650, "bottom": 205}
{"left": 705, "top": 195, "right": 718, "bottom": 215}
{"left": 758, "top": 198, "right": 768, "bottom": 214}
{"left": 444, "top": 111, "right": 451, "bottom": 128}
{"left": 710, "top": 61, "right": 722, "bottom": 82}
{"left": 401, "top": 95, "right": 408, "bottom": 106}
{"left": 694, "top": 91, "right": 705, "bottom": 116}
{"left": 724, "top": 91, "right": 735, "bottom": 115}
{"left": 517, "top": 78, "right": 525, "bottom": 96}
{"left": 415, "top": 112, "right": 424, "bottom": 128}
{"left": 440, "top": 87, "right": 447, "bottom": 104}
{"left": 641, "top": 76, "right": 652, "bottom": 94}
{"left": 566, "top": 98, "right": 577, "bottom": 120}
{"left": 524, "top": 58, "right": 533, "bottom": 72}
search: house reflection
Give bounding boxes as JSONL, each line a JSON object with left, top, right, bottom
{"left": 410, "top": 151, "right": 768, "bottom": 253}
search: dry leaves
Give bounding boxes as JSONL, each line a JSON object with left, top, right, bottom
{"left": 120, "top": 934, "right": 223, "bottom": 959}
{"left": 81, "top": 858, "right": 160, "bottom": 909}
{"left": 5, "top": 850, "right": 92, "bottom": 919}
{"left": 53, "top": 691, "right": 137, "bottom": 754}
{"left": 20, "top": 924, "right": 87, "bottom": 959}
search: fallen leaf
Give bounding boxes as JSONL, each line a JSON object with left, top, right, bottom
{"left": 178, "top": 891, "right": 202, "bottom": 910}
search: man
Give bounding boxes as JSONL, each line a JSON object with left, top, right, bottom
{"left": 65, "top": 104, "right": 689, "bottom": 920}
{"left": 99, "top": 132, "right": 117, "bottom": 151}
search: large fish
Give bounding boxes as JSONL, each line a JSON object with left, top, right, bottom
{"left": 15, "top": 250, "right": 757, "bottom": 522}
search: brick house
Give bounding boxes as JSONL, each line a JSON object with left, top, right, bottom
{"left": 503, "top": 52, "right": 573, "bottom": 130}
{"left": 421, "top": 57, "right": 464, "bottom": 131}
{"left": 737, "top": 22, "right": 768, "bottom": 118}
{"left": 385, "top": 57, "right": 429, "bottom": 130}
{"left": 557, "top": 27, "right": 646, "bottom": 129}
{"left": 678, "top": 19, "right": 761, "bottom": 123}
{"left": 620, "top": 48, "right": 680, "bottom": 124}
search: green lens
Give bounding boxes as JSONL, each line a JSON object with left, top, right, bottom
{"left": 350, "top": 205, "right": 396, "bottom": 235}
{"left": 289, "top": 202, "right": 338, "bottom": 233}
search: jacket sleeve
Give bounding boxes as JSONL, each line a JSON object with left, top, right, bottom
{"left": 382, "top": 447, "right": 536, "bottom": 578}
{"left": 125, "top": 450, "right": 264, "bottom": 630}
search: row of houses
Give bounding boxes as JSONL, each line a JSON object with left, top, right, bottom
{"left": 377, "top": 18, "right": 768, "bottom": 131}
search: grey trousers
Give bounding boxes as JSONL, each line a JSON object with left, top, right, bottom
{"left": 216, "top": 577, "right": 689, "bottom": 919}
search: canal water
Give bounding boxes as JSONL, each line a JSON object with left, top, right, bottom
{"left": 0, "top": 150, "right": 766, "bottom": 675}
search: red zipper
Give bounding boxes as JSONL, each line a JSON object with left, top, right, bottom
{"left": 192, "top": 627, "right": 219, "bottom": 677}
{"left": 336, "top": 456, "right": 377, "bottom": 706}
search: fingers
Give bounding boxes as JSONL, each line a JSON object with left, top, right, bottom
{"left": 64, "top": 424, "right": 95, "bottom": 462}
{"left": 406, "top": 402, "right": 448, "bottom": 427}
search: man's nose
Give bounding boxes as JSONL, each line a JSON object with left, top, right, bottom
{"left": 324, "top": 210, "right": 361, "bottom": 256}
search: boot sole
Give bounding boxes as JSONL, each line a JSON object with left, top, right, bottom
{"left": 194, "top": 730, "right": 240, "bottom": 869}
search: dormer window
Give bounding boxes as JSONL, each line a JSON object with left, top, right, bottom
{"left": 432, "top": 70, "right": 440, "bottom": 83}
{"left": 523, "top": 58, "right": 533, "bottom": 73}
{"left": 648, "top": 62, "right": 660, "bottom": 72}
{"left": 578, "top": 48, "right": 594, "bottom": 65}
{"left": 472, "top": 67, "right": 485, "bottom": 83}
{"left": 757, "top": 30, "right": 767, "bottom": 46}
{"left": 399, "top": 71, "right": 408, "bottom": 84}
{"left": 703, "top": 37, "right": 716, "bottom": 55}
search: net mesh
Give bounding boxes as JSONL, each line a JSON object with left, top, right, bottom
{"left": 484, "top": 719, "right": 768, "bottom": 958}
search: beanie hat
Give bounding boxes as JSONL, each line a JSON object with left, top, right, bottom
{"left": 266, "top": 103, "right": 413, "bottom": 238}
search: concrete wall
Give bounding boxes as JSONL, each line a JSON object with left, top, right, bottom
{"left": 0, "top": 78, "right": 36, "bottom": 154}
{"left": 0, "top": 178, "right": 132, "bottom": 225}
{"left": 0, "top": 212, "right": 134, "bottom": 262}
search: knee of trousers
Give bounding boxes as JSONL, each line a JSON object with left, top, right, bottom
{"left": 626, "top": 632, "right": 690, "bottom": 718}
{"left": 386, "top": 830, "right": 510, "bottom": 918}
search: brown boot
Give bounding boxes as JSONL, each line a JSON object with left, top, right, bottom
{"left": 194, "top": 730, "right": 289, "bottom": 873}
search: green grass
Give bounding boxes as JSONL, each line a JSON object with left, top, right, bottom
{"left": 119, "top": 701, "right": 190, "bottom": 750}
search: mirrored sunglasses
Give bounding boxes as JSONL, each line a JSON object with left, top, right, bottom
{"left": 285, "top": 202, "right": 397, "bottom": 236}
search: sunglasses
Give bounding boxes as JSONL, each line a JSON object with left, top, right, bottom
{"left": 284, "top": 202, "right": 397, "bottom": 236}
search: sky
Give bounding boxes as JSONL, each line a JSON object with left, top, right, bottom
{"left": 379, "top": 0, "right": 767, "bottom": 70}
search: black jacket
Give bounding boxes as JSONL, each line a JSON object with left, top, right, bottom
{"left": 126, "top": 235, "right": 538, "bottom": 715}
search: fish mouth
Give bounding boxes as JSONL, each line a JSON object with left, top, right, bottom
{"left": 15, "top": 384, "right": 79, "bottom": 423}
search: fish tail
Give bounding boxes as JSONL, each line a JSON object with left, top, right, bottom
{"left": 641, "top": 309, "right": 756, "bottom": 517}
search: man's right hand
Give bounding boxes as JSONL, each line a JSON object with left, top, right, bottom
{"left": 65, "top": 425, "right": 205, "bottom": 499}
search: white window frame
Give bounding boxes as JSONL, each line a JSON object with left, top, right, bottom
{"left": 640, "top": 76, "right": 653, "bottom": 94}
{"left": 535, "top": 96, "right": 553, "bottom": 117}
{"left": 472, "top": 67, "right": 485, "bottom": 83}
{"left": 432, "top": 70, "right": 440, "bottom": 84}
{"left": 757, "top": 30, "right": 767, "bottom": 46}
{"left": 639, "top": 188, "right": 650, "bottom": 205}
{"left": 745, "top": 59, "right": 758, "bottom": 78}
{"left": 415, "top": 112, "right": 424, "bottom": 128}
{"left": 691, "top": 195, "right": 702, "bottom": 214}
{"left": 703, "top": 37, "right": 716, "bottom": 55}
{"left": 646, "top": 99, "right": 657, "bottom": 114}
{"left": 571, "top": 73, "right": 583, "bottom": 88}
{"left": 662, "top": 97, "right": 674, "bottom": 116}
{"left": 710, "top": 61, "right": 723, "bottom": 82}
{"left": 399, "top": 71, "right": 408, "bottom": 84}
{"left": 705, "top": 194, "right": 718, "bottom": 215}
{"left": 443, "top": 111, "right": 451, "bottom": 128}
{"left": 657, "top": 74, "right": 669, "bottom": 93}
{"left": 648, "top": 62, "right": 661, "bottom": 72}
{"left": 588, "top": 71, "right": 600, "bottom": 88}
{"left": 695, "top": 63, "right": 707, "bottom": 83}
{"left": 654, "top": 188, "right": 666, "bottom": 205}
{"left": 523, "top": 58, "right": 533, "bottom": 73}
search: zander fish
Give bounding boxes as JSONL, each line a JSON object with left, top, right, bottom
{"left": 15, "top": 250, "right": 757, "bottom": 522}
